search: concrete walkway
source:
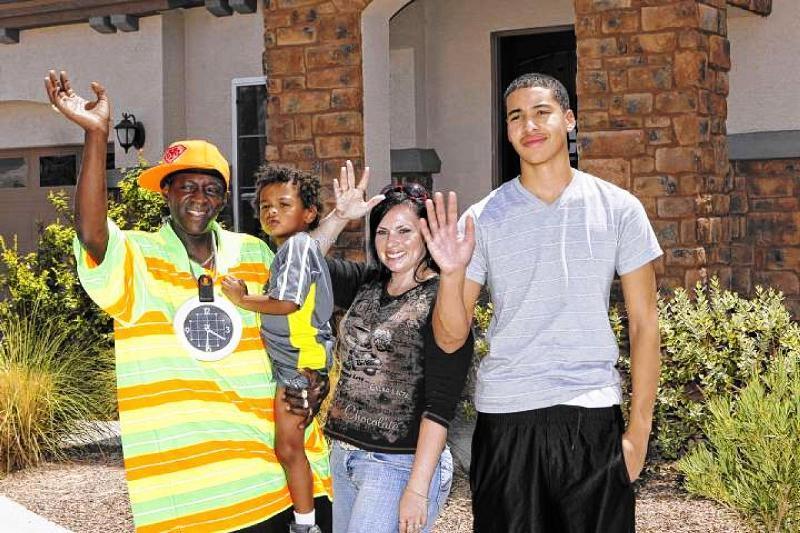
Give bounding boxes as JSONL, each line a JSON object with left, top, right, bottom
{"left": 0, "top": 496, "right": 72, "bottom": 532}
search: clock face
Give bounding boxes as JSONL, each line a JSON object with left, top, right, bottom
{"left": 174, "top": 297, "right": 243, "bottom": 361}
{"left": 183, "top": 305, "right": 234, "bottom": 352}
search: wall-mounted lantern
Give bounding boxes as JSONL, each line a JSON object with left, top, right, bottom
{"left": 114, "top": 113, "right": 145, "bottom": 153}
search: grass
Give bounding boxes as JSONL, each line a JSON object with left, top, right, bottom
{"left": 0, "top": 305, "right": 115, "bottom": 475}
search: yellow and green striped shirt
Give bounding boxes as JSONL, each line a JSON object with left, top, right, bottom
{"left": 74, "top": 219, "right": 331, "bottom": 532}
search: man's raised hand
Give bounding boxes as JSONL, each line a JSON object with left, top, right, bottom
{"left": 44, "top": 70, "right": 110, "bottom": 134}
{"left": 333, "top": 160, "right": 385, "bottom": 220}
{"left": 420, "top": 191, "right": 475, "bottom": 275}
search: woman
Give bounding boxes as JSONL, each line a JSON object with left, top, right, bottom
{"left": 312, "top": 161, "right": 475, "bottom": 533}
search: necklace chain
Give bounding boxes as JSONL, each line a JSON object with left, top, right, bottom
{"left": 199, "top": 251, "right": 215, "bottom": 268}
{"left": 188, "top": 234, "right": 217, "bottom": 280}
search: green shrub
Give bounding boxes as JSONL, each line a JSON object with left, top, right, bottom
{"left": 649, "top": 279, "right": 799, "bottom": 459}
{"left": 0, "top": 164, "right": 164, "bottom": 342}
{"left": 677, "top": 354, "right": 800, "bottom": 532}
{"left": 1, "top": 192, "right": 108, "bottom": 339}
{"left": 473, "top": 302, "right": 492, "bottom": 361}
{"left": 468, "top": 279, "right": 800, "bottom": 459}
{"left": 106, "top": 163, "right": 166, "bottom": 231}
{"left": 0, "top": 305, "right": 115, "bottom": 475}
{"left": 459, "top": 302, "right": 492, "bottom": 419}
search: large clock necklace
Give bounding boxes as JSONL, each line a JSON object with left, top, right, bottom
{"left": 173, "top": 235, "right": 243, "bottom": 362}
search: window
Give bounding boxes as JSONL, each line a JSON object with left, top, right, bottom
{"left": 40, "top": 154, "right": 78, "bottom": 187}
{"left": 231, "top": 77, "right": 268, "bottom": 235}
{"left": 0, "top": 157, "right": 27, "bottom": 188}
{"left": 0, "top": 145, "right": 116, "bottom": 255}
{"left": 0, "top": 145, "right": 115, "bottom": 189}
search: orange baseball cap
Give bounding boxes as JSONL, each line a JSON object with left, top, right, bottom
{"left": 138, "top": 140, "right": 231, "bottom": 192}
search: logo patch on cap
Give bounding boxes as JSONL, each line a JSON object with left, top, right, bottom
{"left": 163, "top": 144, "right": 187, "bottom": 164}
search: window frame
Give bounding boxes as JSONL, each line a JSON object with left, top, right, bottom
{"left": 0, "top": 154, "right": 30, "bottom": 190}
{"left": 230, "top": 75, "right": 268, "bottom": 233}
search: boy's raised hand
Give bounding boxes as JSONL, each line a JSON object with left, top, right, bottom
{"left": 44, "top": 70, "right": 110, "bottom": 134}
{"left": 420, "top": 191, "right": 475, "bottom": 275}
{"left": 333, "top": 160, "right": 385, "bottom": 220}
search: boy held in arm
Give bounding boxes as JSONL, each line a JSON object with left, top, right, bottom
{"left": 223, "top": 166, "right": 333, "bottom": 533}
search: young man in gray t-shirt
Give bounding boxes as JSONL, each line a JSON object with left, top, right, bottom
{"left": 425, "top": 73, "right": 662, "bottom": 532}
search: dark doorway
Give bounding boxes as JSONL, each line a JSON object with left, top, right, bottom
{"left": 493, "top": 27, "right": 578, "bottom": 185}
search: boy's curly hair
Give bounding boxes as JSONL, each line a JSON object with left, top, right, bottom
{"left": 251, "top": 165, "right": 323, "bottom": 230}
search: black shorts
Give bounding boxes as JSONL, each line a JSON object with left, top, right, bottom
{"left": 470, "top": 405, "right": 635, "bottom": 533}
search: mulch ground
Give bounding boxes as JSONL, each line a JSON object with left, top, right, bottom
{"left": 0, "top": 450, "right": 749, "bottom": 532}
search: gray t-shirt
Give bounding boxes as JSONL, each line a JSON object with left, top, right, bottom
{"left": 463, "top": 170, "right": 662, "bottom": 413}
{"left": 260, "top": 232, "right": 333, "bottom": 373}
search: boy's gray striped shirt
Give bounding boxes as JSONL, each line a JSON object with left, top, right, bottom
{"left": 462, "top": 170, "right": 662, "bottom": 413}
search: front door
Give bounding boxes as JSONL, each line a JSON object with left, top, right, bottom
{"left": 494, "top": 28, "right": 578, "bottom": 185}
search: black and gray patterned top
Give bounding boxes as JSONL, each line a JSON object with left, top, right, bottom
{"left": 324, "top": 259, "right": 473, "bottom": 453}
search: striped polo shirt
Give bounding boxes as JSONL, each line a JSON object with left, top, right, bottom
{"left": 74, "top": 219, "right": 331, "bottom": 532}
{"left": 464, "top": 170, "right": 663, "bottom": 413}
{"left": 260, "top": 232, "right": 333, "bottom": 375}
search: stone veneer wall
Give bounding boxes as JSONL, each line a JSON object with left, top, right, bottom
{"left": 261, "top": 0, "right": 790, "bottom": 306}
{"left": 728, "top": 158, "right": 800, "bottom": 316}
{"left": 262, "top": 0, "right": 368, "bottom": 260}
{"left": 574, "top": 0, "right": 733, "bottom": 292}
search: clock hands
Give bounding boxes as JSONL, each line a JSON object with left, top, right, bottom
{"left": 204, "top": 323, "right": 226, "bottom": 341}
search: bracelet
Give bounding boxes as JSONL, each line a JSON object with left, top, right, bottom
{"left": 404, "top": 487, "right": 429, "bottom": 502}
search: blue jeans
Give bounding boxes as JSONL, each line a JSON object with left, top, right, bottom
{"left": 330, "top": 440, "right": 453, "bottom": 533}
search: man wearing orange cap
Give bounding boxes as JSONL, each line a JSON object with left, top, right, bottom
{"left": 45, "top": 70, "right": 332, "bottom": 532}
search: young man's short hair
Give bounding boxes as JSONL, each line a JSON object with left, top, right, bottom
{"left": 252, "top": 165, "right": 323, "bottom": 230}
{"left": 504, "top": 73, "right": 571, "bottom": 112}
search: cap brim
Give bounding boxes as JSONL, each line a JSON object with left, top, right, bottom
{"left": 138, "top": 162, "right": 222, "bottom": 192}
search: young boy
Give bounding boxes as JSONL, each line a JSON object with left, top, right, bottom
{"left": 222, "top": 165, "right": 333, "bottom": 533}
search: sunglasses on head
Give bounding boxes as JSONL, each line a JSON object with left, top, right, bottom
{"left": 380, "top": 183, "right": 430, "bottom": 202}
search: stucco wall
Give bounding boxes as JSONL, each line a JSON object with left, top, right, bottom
{"left": 0, "top": 17, "right": 163, "bottom": 162}
{"left": 0, "top": 6, "right": 264, "bottom": 251}
{"left": 182, "top": 6, "right": 265, "bottom": 158}
{"left": 0, "top": 7, "right": 264, "bottom": 165}
{"left": 728, "top": 2, "right": 800, "bottom": 134}
{"left": 389, "top": 1, "right": 427, "bottom": 149}
{"left": 383, "top": 0, "right": 574, "bottom": 208}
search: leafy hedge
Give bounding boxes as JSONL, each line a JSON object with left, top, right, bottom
{"left": 678, "top": 354, "right": 800, "bottom": 531}
{"left": 471, "top": 279, "right": 800, "bottom": 460}
{"left": 0, "top": 164, "right": 164, "bottom": 342}
{"left": 646, "top": 280, "right": 799, "bottom": 459}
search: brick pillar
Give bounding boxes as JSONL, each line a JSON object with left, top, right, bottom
{"left": 263, "top": 0, "right": 370, "bottom": 260}
{"left": 575, "top": 0, "right": 732, "bottom": 290}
